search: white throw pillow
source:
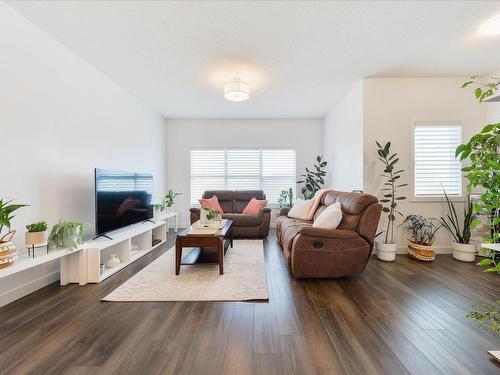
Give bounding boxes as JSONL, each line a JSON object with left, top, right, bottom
{"left": 313, "top": 202, "right": 342, "bottom": 229}
{"left": 288, "top": 198, "right": 316, "bottom": 220}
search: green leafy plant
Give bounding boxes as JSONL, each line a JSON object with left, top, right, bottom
{"left": 297, "top": 155, "right": 327, "bottom": 199}
{"left": 48, "top": 221, "right": 84, "bottom": 250}
{"left": 25, "top": 221, "right": 48, "bottom": 233}
{"left": 466, "top": 300, "right": 500, "bottom": 336}
{"left": 439, "top": 190, "right": 480, "bottom": 244}
{"left": 375, "top": 141, "right": 407, "bottom": 244}
{"left": 458, "top": 76, "right": 500, "bottom": 274}
{"left": 164, "top": 190, "right": 182, "bottom": 207}
{"left": 401, "top": 214, "right": 441, "bottom": 246}
{"left": 153, "top": 201, "right": 165, "bottom": 212}
{"left": 277, "top": 188, "right": 294, "bottom": 208}
{"left": 0, "top": 199, "right": 28, "bottom": 238}
{"left": 203, "top": 207, "right": 216, "bottom": 221}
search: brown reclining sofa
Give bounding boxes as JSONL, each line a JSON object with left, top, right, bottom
{"left": 276, "top": 190, "right": 381, "bottom": 278}
{"left": 190, "top": 190, "right": 271, "bottom": 239}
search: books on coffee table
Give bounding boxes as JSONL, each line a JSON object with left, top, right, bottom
{"left": 187, "top": 227, "right": 220, "bottom": 236}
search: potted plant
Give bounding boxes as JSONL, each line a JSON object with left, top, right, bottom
{"left": 25, "top": 221, "right": 48, "bottom": 246}
{"left": 401, "top": 214, "right": 442, "bottom": 261}
{"left": 439, "top": 190, "right": 481, "bottom": 262}
{"left": 163, "top": 190, "right": 182, "bottom": 213}
{"left": 48, "top": 221, "right": 85, "bottom": 250}
{"left": 153, "top": 201, "right": 165, "bottom": 218}
{"left": 297, "top": 155, "right": 327, "bottom": 199}
{"left": 375, "top": 141, "right": 407, "bottom": 261}
{"left": 458, "top": 76, "right": 499, "bottom": 273}
{"left": 0, "top": 199, "right": 28, "bottom": 268}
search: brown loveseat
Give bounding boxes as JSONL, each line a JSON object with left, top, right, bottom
{"left": 190, "top": 190, "right": 271, "bottom": 238}
{"left": 276, "top": 190, "right": 381, "bottom": 278}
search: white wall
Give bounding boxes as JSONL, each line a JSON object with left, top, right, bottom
{"left": 323, "top": 81, "right": 364, "bottom": 191}
{"left": 362, "top": 78, "right": 484, "bottom": 252}
{"left": 165, "top": 119, "right": 323, "bottom": 227}
{"left": 0, "top": 4, "right": 167, "bottom": 306}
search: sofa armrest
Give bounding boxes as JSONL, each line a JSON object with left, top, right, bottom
{"left": 279, "top": 207, "right": 291, "bottom": 217}
{"left": 190, "top": 207, "right": 201, "bottom": 225}
{"left": 189, "top": 207, "right": 201, "bottom": 214}
{"left": 299, "top": 227, "right": 359, "bottom": 239}
{"left": 260, "top": 207, "right": 272, "bottom": 215}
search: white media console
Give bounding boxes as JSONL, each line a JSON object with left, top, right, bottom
{"left": 0, "top": 220, "right": 168, "bottom": 286}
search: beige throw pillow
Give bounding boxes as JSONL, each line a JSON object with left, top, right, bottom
{"left": 288, "top": 198, "right": 316, "bottom": 220}
{"left": 313, "top": 202, "right": 342, "bottom": 229}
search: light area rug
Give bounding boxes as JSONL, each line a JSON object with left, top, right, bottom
{"left": 102, "top": 240, "right": 268, "bottom": 302}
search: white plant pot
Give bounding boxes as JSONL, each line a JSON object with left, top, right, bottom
{"left": 376, "top": 241, "right": 397, "bottom": 262}
{"left": 451, "top": 242, "right": 476, "bottom": 262}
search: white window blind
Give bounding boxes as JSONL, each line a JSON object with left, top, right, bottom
{"left": 190, "top": 149, "right": 296, "bottom": 204}
{"left": 413, "top": 123, "right": 462, "bottom": 198}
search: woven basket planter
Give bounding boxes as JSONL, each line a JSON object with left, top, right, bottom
{"left": 0, "top": 231, "right": 17, "bottom": 268}
{"left": 408, "top": 242, "right": 435, "bottom": 262}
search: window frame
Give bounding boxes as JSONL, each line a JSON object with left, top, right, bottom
{"left": 409, "top": 120, "right": 464, "bottom": 202}
{"left": 190, "top": 147, "right": 297, "bottom": 206}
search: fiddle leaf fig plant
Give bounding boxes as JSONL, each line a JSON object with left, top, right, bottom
{"left": 297, "top": 155, "right": 327, "bottom": 199}
{"left": 375, "top": 141, "right": 407, "bottom": 244}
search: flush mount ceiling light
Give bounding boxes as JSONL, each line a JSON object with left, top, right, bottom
{"left": 224, "top": 78, "right": 250, "bottom": 102}
{"left": 480, "top": 15, "right": 500, "bottom": 36}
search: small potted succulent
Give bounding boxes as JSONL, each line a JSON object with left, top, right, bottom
{"left": 25, "top": 221, "right": 49, "bottom": 246}
{"left": 48, "top": 221, "right": 85, "bottom": 250}
{"left": 440, "top": 190, "right": 481, "bottom": 262}
{"left": 163, "top": 190, "right": 182, "bottom": 213}
{"left": 401, "top": 214, "right": 442, "bottom": 261}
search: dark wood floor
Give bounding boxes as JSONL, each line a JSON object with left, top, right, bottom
{"left": 1, "top": 230, "right": 499, "bottom": 375}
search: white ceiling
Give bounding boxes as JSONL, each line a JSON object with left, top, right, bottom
{"left": 6, "top": 1, "right": 500, "bottom": 119}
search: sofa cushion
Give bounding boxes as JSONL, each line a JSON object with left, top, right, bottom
{"left": 243, "top": 198, "right": 268, "bottom": 214}
{"left": 199, "top": 196, "right": 224, "bottom": 213}
{"left": 288, "top": 199, "right": 315, "bottom": 220}
{"left": 313, "top": 202, "right": 342, "bottom": 229}
{"left": 222, "top": 213, "right": 261, "bottom": 227}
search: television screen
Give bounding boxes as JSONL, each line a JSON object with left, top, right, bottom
{"left": 95, "top": 169, "right": 153, "bottom": 235}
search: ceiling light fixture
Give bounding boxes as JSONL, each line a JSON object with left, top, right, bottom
{"left": 480, "top": 14, "right": 500, "bottom": 36}
{"left": 224, "top": 78, "right": 250, "bottom": 102}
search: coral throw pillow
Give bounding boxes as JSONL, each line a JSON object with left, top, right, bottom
{"left": 288, "top": 198, "right": 316, "bottom": 220}
{"left": 243, "top": 197, "right": 268, "bottom": 214}
{"left": 199, "top": 195, "right": 224, "bottom": 213}
{"left": 313, "top": 202, "right": 342, "bottom": 229}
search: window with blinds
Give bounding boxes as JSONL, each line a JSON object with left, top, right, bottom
{"left": 413, "top": 122, "right": 462, "bottom": 199}
{"left": 190, "top": 149, "right": 296, "bottom": 204}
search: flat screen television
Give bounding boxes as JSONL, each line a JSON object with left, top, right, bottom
{"left": 95, "top": 169, "right": 153, "bottom": 236}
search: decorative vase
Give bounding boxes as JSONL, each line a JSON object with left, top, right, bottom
{"left": 376, "top": 241, "right": 397, "bottom": 262}
{"left": 0, "top": 231, "right": 17, "bottom": 268}
{"left": 25, "top": 230, "right": 48, "bottom": 246}
{"left": 165, "top": 206, "right": 173, "bottom": 214}
{"left": 106, "top": 253, "right": 120, "bottom": 268}
{"left": 451, "top": 242, "right": 476, "bottom": 262}
{"left": 408, "top": 242, "right": 435, "bottom": 262}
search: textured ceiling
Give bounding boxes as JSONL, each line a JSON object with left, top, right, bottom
{"left": 7, "top": 1, "right": 500, "bottom": 119}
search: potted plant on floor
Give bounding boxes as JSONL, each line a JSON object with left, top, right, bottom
{"left": 401, "top": 214, "right": 442, "bottom": 261}
{"left": 163, "top": 190, "right": 182, "bottom": 213}
{"left": 25, "top": 221, "right": 49, "bottom": 247}
{"left": 440, "top": 190, "right": 481, "bottom": 262}
{"left": 375, "top": 141, "right": 407, "bottom": 261}
{"left": 297, "top": 155, "right": 327, "bottom": 199}
{"left": 277, "top": 188, "right": 294, "bottom": 208}
{"left": 0, "top": 199, "right": 28, "bottom": 268}
{"left": 48, "top": 221, "right": 85, "bottom": 250}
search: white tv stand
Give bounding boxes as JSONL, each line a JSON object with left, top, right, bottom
{"left": 85, "top": 220, "right": 167, "bottom": 283}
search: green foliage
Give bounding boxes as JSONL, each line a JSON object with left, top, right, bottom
{"left": 25, "top": 221, "right": 48, "bottom": 233}
{"left": 460, "top": 76, "right": 500, "bottom": 276}
{"left": 164, "top": 190, "right": 182, "bottom": 207}
{"left": 401, "top": 214, "right": 441, "bottom": 246}
{"left": 439, "top": 190, "right": 479, "bottom": 244}
{"left": 297, "top": 155, "right": 327, "bottom": 199}
{"left": 153, "top": 201, "right": 165, "bottom": 212}
{"left": 466, "top": 300, "right": 500, "bottom": 336}
{"left": 0, "top": 199, "right": 28, "bottom": 236}
{"left": 203, "top": 207, "right": 216, "bottom": 221}
{"left": 277, "top": 188, "right": 294, "bottom": 208}
{"left": 48, "top": 221, "right": 84, "bottom": 250}
{"left": 375, "top": 141, "right": 406, "bottom": 244}
{"left": 461, "top": 75, "right": 500, "bottom": 102}
{"left": 476, "top": 253, "right": 500, "bottom": 275}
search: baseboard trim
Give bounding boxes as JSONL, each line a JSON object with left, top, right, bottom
{"left": 0, "top": 270, "right": 60, "bottom": 308}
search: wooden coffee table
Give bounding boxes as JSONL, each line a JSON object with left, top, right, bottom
{"left": 175, "top": 220, "right": 233, "bottom": 275}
